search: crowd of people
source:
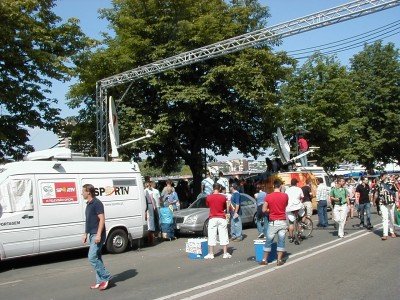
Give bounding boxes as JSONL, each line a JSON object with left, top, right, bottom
{"left": 203, "top": 171, "right": 400, "bottom": 265}
{"left": 80, "top": 170, "right": 399, "bottom": 291}
{"left": 143, "top": 171, "right": 400, "bottom": 266}
{"left": 328, "top": 172, "right": 400, "bottom": 240}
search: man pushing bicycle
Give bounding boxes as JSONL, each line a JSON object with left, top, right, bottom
{"left": 285, "top": 178, "right": 305, "bottom": 243}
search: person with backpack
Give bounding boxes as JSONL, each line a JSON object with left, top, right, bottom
{"left": 376, "top": 172, "right": 398, "bottom": 240}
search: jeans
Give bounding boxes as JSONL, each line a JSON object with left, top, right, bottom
{"left": 256, "top": 215, "right": 269, "bottom": 236}
{"left": 358, "top": 202, "right": 371, "bottom": 226}
{"left": 88, "top": 234, "right": 111, "bottom": 284}
{"left": 263, "top": 220, "right": 287, "bottom": 252}
{"left": 317, "top": 200, "right": 328, "bottom": 227}
{"left": 299, "top": 150, "right": 308, "bottom": 167}
{"left": 161, "top": 223, "right": 175, "bottom": 239}
{"left": 231, "top": 215, "right": 242, "bottom": 239}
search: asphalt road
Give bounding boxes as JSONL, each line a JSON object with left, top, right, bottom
{"left": 0, "top": 208, "right": 399, "bottom": 300}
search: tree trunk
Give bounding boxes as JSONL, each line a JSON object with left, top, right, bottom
{"left": 172, "top": 136, "right": 204, "bottom": 197}
{"left": 187, "top": 154, "right": 204, "bottom": 197}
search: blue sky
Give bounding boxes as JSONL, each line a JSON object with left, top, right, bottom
{"left": 28, "top": 0, "right": 400, "bottom": 157}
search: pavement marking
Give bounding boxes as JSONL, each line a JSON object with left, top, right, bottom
{"left": 155, "top": 224, "right": 382, "bottom": 300}
{"left": 0, "top": 280, "right": 23, "bottom": 287}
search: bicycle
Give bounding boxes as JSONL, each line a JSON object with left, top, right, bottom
{"left": 293, "top": 211, "right": 313, "bottom": 245}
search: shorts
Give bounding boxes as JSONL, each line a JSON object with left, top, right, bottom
{"left": 208, "top": 218, "right": 229, "bottom": 246}
{"left": 286, "top": 208, "right": 305, "bottom": 224}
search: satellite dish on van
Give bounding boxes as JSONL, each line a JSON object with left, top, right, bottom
{"left": 108, "top": 96, "right": 120, "bottom": 158}
{"left": 108, "top": 96, "right": 156, "bottom": 158}
{"left": 273, "top": 127, "right": 290, "bottom": 164}
{"left": 273, "top": 127, "right": 318, "bottom": 166}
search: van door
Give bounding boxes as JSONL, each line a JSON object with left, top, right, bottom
{"left": 0, "top": 176, "right": 39, "bottom": 259}
{"left": 81, "top": 175, "right": 145, "bottom": 240}
{"left": 36, "top": 177, "right": 84, "bottom": 253}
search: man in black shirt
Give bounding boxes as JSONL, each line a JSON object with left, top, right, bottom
{"left": 355, "top": 177, "right": 373, "bottom": 230}
{"left": 82, "top": 184, "right": 112, "bottom": 291}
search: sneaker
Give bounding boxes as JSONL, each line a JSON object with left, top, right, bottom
{"left": 358, "top": 223, "right": 365, "bottom": 229}
{"left": 230, "top": 236, "right": 237, "bottom": 241}
{"left": 288, "top": 237, "right": 294, "bottom": 243}
{"left": 99, "top": 281, "right": 109, "bottom": 291}
{"left": 276, "top": 259, "right": 284, "bottom": 266}
{"left": 259, "top": 260, "right": 267, "bottom": 265}
{"left": 257, "top": 233, "right": 264, "bottom": 238}
{"left": 204, "top": 253, "right": 214, "bottom": 260}
{"left": 90, "top": 283, "right": 100, "bottom": 289}
{"left": 234, "top": 237, "right": 243, "bottom": 242}
{"left": 222, "top": 253, "right": 232, "bottom": 259}
{"left": 367, "top": 225, "right": 373, "bottom": 230}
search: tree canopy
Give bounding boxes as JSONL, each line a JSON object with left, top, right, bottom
{"left": 69, "top": 0, "right": 295, "bottom": 193}
{"left": 280, "top": 42, "right": 400, "bottom": 171}
{"left": 349, "top": 41, "right": 400, "bottom": 169}
{"left": 0, "top": 0, "right": 92, "bottom": 161}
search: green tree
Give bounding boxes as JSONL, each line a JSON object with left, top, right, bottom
{"left": 0, "top": 0, "right": 92, "bottom": 161}
{"left": 69, "top": 0, "right": 294, "bottom": 194}
{"left": 349, "top": 41, "right": 400, "bottom": 168}
{"left": 280, "top": 53, "right": 358, "bottom": 170}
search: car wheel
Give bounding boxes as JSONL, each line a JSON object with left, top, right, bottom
{"left": 106, "top": 228, "right": 129, "bottom": 254}
{"left": 253, "top": 213, "right": 258, "bottom": 227}
{"left": 203, "top": 219, "right": 209, "bottom": 237}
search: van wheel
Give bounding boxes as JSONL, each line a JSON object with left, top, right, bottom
{"left": 106, "top": 229, "right": 128, "bottom": 254}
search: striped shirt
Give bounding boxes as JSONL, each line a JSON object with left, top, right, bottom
{"left": 316, "top": 183, "right": 329, "bottom": 201}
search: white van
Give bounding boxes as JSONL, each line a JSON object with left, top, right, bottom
{"left": 0, "top": 149, "right": 147, "bottom": 261}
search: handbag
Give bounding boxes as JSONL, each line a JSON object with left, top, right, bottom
{"left": 395, "top": 207, "right": 400, "bottom": 226}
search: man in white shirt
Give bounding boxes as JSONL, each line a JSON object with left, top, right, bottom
{"left": 285, "top": 178, "right": 305, "bottom": 243}
{"left": 217, "top": 171, "right": 229, "bottom": 191}
{"left": 149, "top": 181, "right": 161, "bottom": 208}
{"left": 316, "top": 177, "right": 329, "bottom": 227}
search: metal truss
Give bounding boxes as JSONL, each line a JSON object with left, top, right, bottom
{"left": 96, "top": 82, "right": 108, "bottom": 157}
{"left": 96, "top": 0, "right": 400, "bottom": 156}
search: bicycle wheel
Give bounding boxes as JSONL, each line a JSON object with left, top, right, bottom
{"left": 300, "top": 217, "right": 313, "bottom": 239}
{"left": 293, "top": 220, "right": 302, "bottom": 245}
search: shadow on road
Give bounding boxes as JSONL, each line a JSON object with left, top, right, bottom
{"left": 113, "top": 269, "right": 138, "bottom": 283}
{"left": 0, "top": 248, "right": 88, "bottom": 272}
{"left": 108, "top": 269, "right": 138, "bottom": 289}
